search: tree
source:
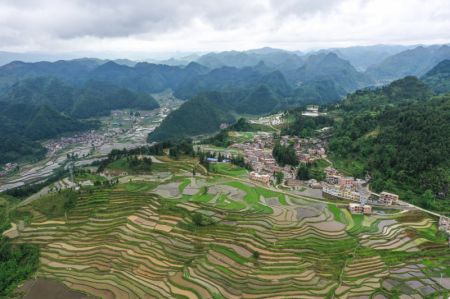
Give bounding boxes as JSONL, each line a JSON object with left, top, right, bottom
{"left": 274, "top": 172, "right": 284, "bottom": 185}
{"left": 192, "top": 213, "right": 204, "bottom": 226}
{"left": 297, "top": 164, "right": 310, "bottom": 180}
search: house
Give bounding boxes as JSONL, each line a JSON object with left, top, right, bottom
{"left": 302, "top": 105, "right": 320, "bottom": 117}
{"left": 326, "top": 174, "right": 340, "bottom": 185}
{"left": 439, "top": 216, "right": 450, "bottom": 232}
{"left": 379, "top": 191, "right": 399, "bottom": 205}
{"left": 322, "top": 183, "right": 341, "bottom": 198}
{"left": 286, "top": 179, "right": 302, "bottom": 190}
{"left": 249, "top": 172, "right": 271, "bottom": 185}
{"left": 348, "top": 203, "right": 372, "bottom": 214}
{"left": 338, "top": 177, "right": 354, "bottom": 188}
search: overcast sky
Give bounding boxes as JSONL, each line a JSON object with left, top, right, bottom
{"left": 1, "top": 0, "right": 449, "bottom": 59}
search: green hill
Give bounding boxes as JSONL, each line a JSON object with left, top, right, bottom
{"left": 288, "top": 52, "right": 373, "bottom": 93}
{"left": 366, "top": 45, "right": 450, "bottom": 83}
{"left": 422, "top": 59, "right": 450, "bottom": 94}
{"left": 329, "top": 77, "right": 449, "bottom": 212}
{"left": 236, "top": 85, "right": 279, "bottom": 114}
{"left": 0, "top": 77, "right": 160, "bottom": 118}
{"left": 148, "top": 93, "right": 235, "bottom": 141}
{"left": 0, "top": 102, "right": 98, "bottom": 163}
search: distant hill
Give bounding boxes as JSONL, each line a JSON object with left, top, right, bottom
{"left": 195, "top": 48, "right": 304, "bottom": 71}
{"left": 0, "top": 59, "right": 210, "bottom": 93}
{"left": 173, "top": 65, "right": 290, "bottom": 100}
{"left": 329, "top": 45, "right": 412, "bottom": 71}
{"left": 236, "top": 85, "right": 279, "bottom": 115}
{"left": 366, "top": 45, "right": 450, "bottom": 83}
{"left": 422, "top": 59, "right": 450, "bottom": 94}
{"left": 148, "top": 93, "right": 235, "bottom": 141}
{"left": 291, "top": 79, "right": 345, "bottom": 105}
{"left": 287, "top": 52, "right": 373, "bottom": 93}
{"left": 0, "top": 77, "right": 159, "bottom": 118}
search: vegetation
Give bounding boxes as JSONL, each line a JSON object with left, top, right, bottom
{"left": 272, "top": 141, "right": 298, "bottom": 166}
{"left": 329, "top": 77, "right": 450, "bottom": 213}
{"left": 0, "top": 101, "right": 98, "bottom": 163}
{"left": 0, "top": 77, "right": 159, "bottom": 118}
{"left": 422, "top": 59, "right": 450, "bottom": 94}
{"left": 0, "top": 239, "right": 40, "bottom": 297}
{"left": 281, "top": 110, "right": 334, "bottom": 137}
{"left": 204, "top": 118, "right": 271, "bottom": 147}
{"left": 149, "top": 93, "right": 235, "bottom": 141}
{"left": 0, "top": 197, "right": 39, "bottom": 297}
{"left": 366, "top": 45, "right": 450, "bottom": 82}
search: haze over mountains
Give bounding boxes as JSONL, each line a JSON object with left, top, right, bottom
{"left": 1, "top": 43, "right": 450, "bottom": 156}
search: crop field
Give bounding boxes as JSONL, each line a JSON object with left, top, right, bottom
{"left": 9, "top": 159, "right": 450, "bottom": 298}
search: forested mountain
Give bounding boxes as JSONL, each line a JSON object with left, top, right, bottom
{"left": 0, "top": 77, "right": 159, "bottom": 118}
{"left": 148, "top": 92, "right": 235, "bottom": 141}
{"left": 0, "top": 59, "right": 102, "bottom": 89}
{"left": 0, "top": 59, "right": 210, "bottom": 93}
{"left": 329, "top": 45, "right": 411, "bottom": 71}
{"left": 237, "top": 85, "right": 279, "bottom": 114}
{"left": 329, "top": 77, "right": 449, "bottom": 211}
{"left": 90, "top": 61, "right": 210, "bottom": 93}
{"left": 366, "top": 45, "right": 450, "bottom": 83}
{"left": 195, "top": 48, "right": 304, "bottom": 71}
{"left": 291, "top": 79, "right": 345, "bottom": 105}
{"left": 173, "top": 65, "right": 281, "bottom": 99}
{"left": 422, "top": 59, "right": 450, "bottom": 94}
{"left": 287, "top": 52, "right": 373, "bottom": 93}
{"left": 340, "top": 76, "right": 432, "bottom": 112}
{"left": 0, "top": 102, "right": 98, "bottom": 163}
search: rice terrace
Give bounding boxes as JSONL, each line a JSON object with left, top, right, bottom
{"left": 4, "top": 155, "right": 449, "bottom": 299}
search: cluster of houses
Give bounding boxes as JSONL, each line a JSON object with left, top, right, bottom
{"left": 0, "top": 163, "right": 18, "bottom": 177}
{"left": 322, "top": 166, "right": 400, "bottom": 214}
{"left": 322, "top": 166, "right": 370, "bottom": 201}
{"left": 279, "top": 135, "right": 327, "bottom": 164}
{"left": 233, "top": 133, "right": 327, "bottom": 186}
{"left": 45, "top": 131, "right": 108, "bottom": 156}
{"left": 232, "top": 134, "right": 297, "bottom": 184}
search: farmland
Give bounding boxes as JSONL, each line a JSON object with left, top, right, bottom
{"left": 7, "top": 157, "right": 450, "bottom": 298}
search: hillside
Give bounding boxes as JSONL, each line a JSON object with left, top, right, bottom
{"left": 4, "top": 155, "right": 450, "bottom": 298}
{"left": 366, "top": 45, "right": 450, "bottom": 83}
{"left": 329, "top": 77, "right": 449, "bottom": 212}
{"left": 288, "top": 52, "right": 373, "bottom": 93}
{"left": 173, "top": 65, "right": 282, "bottom": 99}
{"left": 148, "top": 93, "right": 235, "bottom": 141}
{"left": 195, "top": 48, "right": 304, "bottom": 71}
{"left": 0, "top": 77, "right": 160, "bottom": 118}
{"left": 0, "top": 102, "right": 98, "bottom": 163}
{"left": 236, "top": 85, "right": 279, "bottom": 115}
{"left": 422, "top": 59, "right": 450, "bottom": 94}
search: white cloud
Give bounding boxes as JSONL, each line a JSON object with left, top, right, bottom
{"left": 0, "top": 0, "right": 449, "bottom": 56}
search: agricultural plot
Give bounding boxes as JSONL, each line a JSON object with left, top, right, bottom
{"left": 8, "top": 163, "right": 450, "bottom": 298}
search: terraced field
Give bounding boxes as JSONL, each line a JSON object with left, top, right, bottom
{"left": 9, "top": 160, "right": 450, "bottom": 298}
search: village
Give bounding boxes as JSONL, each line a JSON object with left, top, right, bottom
{"left": 0, "top": 103, "right": 177, "bottom": 193}
{"left": 201, "top": 106, "right": 409, "bottom": 218}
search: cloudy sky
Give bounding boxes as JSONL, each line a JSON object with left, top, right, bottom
{"left": 1, "top": 0, "right": 449, "bottom": 59}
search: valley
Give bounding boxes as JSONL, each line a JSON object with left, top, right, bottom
{"left": 0, "top": 43, "right": 449, "bottom": 299}
{"left": 0, "top": 92, "right": 182, "bottom": 193}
